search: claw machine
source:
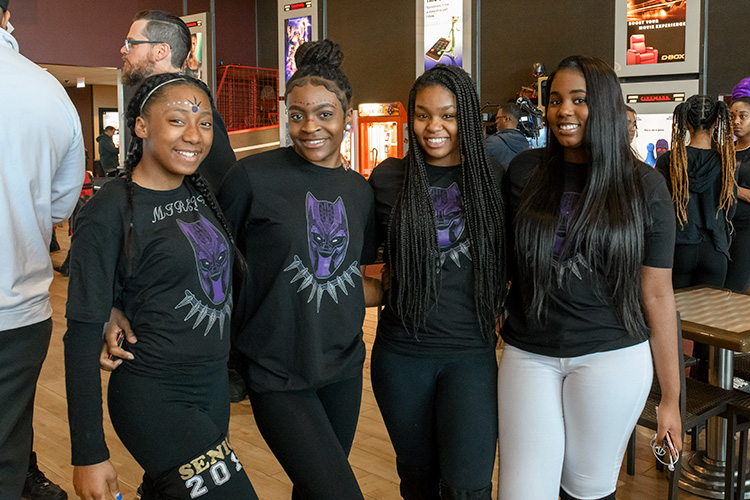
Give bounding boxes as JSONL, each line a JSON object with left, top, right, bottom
{"left": 357, "top": 102, "right": 408, "bottom": 178}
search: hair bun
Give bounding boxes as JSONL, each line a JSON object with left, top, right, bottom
{"left": 295, "top": 39, "right": 343, "bottom": 70}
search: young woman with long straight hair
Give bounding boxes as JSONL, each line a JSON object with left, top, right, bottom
{"left": 64, "top": 73, "right": 258, "bottom": 500}
{"left": 498, "top": 56, "right": 682, "bottom": 500}
{"left": 368, "top": 63, "right": 506, "bottom": 500}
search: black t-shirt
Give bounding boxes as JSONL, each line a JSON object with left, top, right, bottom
{"left": 219, "top": 147, "right": 377, "bottom": 392}
{"left": 734, "top": 146, "right": 750, "bottom": 228}
{"left": 368, "top": 156, "right": 503, "bottom": 356}
{"left": 655, "top": 147, "right": 735, "bottom": 255}
{"left": 67, "top": 178, "right": 234, "bottom": 370}
{"left": 65, "top": 177, "right": 234, "bottom": 464}
{"left": 502, "top": 149, "right": 675, "bottom": 357}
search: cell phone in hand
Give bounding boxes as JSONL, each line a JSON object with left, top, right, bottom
{"left": 107, "top": 330, "right": 124, "bottom": 361}
{"left": 663, "top": 431, "right": 679, "bottom": 464}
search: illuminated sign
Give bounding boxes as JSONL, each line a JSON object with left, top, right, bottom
{"left": 626, "top": 92, "right": 686, "bottom": 104}
{"left": 184, "top": 20, "right": 202, "bottom": 28}
{"left": 284, "top": 2, "right": 312, "bottom": 11}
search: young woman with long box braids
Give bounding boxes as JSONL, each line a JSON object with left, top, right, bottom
{"left": 498, "top": 56, "right": 682, "bottom": 500}
{"left": 367, "top": 64, "right": 506, "bottom": 500}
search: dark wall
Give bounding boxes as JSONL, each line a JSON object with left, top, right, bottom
{"left": 479, "top": 1, "right": 615, "bottom": 106}
{"left": 706, "top": 0, "right": 750, "bottom": 97}
{"left": 327, "top": 0, "right": 415, "bottom": 108}
{"left": 8, "top": 0, "right": 256, "bottom": 68}
{"left": 65, "top": 87, "right": 94, "bottom": 173}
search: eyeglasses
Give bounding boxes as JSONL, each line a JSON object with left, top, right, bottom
{"left": 124, "top": 39, "right": 166, "bottom": 53}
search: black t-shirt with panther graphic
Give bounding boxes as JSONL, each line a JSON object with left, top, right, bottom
{"left": 368, "top": 156, "right": 503, "bottom": 357}
{"left": 65, "top": 177, "right": 234, "bottom": 464}
{"left": 219, "top": 147, "right": 377, "bottom": 393}
{"left": 502, "top": 149, "right": 675, "bottom": 358}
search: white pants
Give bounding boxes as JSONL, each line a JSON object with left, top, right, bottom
{"left": 497, "top": 342, "right": 653, "bottom": 500}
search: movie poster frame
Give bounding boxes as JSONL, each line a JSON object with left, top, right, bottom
{"left": 614, "top": 0, "right": 700, "bottom": 78}
{"left": 415, "top": 0, "right": 474, "bottom": 78}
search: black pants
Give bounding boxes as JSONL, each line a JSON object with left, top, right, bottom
{"left": 248, "top": 374, "right": 364, "bottom": 500}
{"left": 0, "top": 318, "right": 52, "bottom": 500}
{"left": 673, "top": 240, "right": 728, "bottom": 380}
{"left": 370, "top": 342, "right": 498, "bottom": 499}
{"left": 672, "top": 240, "right": 728, "bottom": 289}
{"left": 726, "top": 224, "right": 750, "bottom": 292}
{"left": 108, "top": 364, "right": 257, "bottom": 499}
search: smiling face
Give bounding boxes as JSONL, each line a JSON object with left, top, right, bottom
{"left": 413, "top": 84, "right": 460, "bottom": 167}
{"left": 134, "top": 84, "right": 213, "bottom": 189}
{"left": 547, "top": 68, "right": 589, "bottom": 163}
{"left": 731, "top": 101, "right": 750, "bottom": 144}
{"left": 287, "top": 83, "right": 351, "bottom": 169}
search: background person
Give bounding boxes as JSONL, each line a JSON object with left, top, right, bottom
{"left": 0, "top": 0, "right": 84, "bottom": 497}
{"left": 485, "top": 102, "right": 530, "bottom": 169}
{"left": 725, "top": 96, "right": 750, "bottom": 292}
{"left": 96, "top": 125, "right": 119, "bottom": 175}
{"left": 498, "top": 55, "right": 682, "bottom": 500}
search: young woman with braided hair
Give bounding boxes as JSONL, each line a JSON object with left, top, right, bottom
{"left": 64, "top": 73, "right": 258, "bottom": 500}
{"left": 219, "top": 39, "right": 379, "bottom": 499}
{"left": 655, "top": 94, "right": 736, "bottom": 289}
{"left": 724, "top": 96, "right": 750, "bottom": 292}
{"left": 498, "top": 56, "right": 682, "bottom": 500}
{"left": 654, "top": 95, "right": 736, "bottom": 380}
{"left": 367, "top": 64, "right": 506, "bottom": 499}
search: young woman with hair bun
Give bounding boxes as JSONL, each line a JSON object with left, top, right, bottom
{"left": 64, "top": 73, "right": 258, "bottom": 500}
{"left": 498, "top": 56, "right": 682, "bottom": 500}
{"left": 219, "top": 39, "right": 380, "bottom": 499}
{"left": 367, "top": 64, "right": 506, "bottom": 499}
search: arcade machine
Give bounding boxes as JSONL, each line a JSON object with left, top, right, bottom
{"left": 357, "top": 102, "right": 408, "bottom": 179}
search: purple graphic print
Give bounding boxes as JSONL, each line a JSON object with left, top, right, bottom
{"left": 429, "top": 183, "right": 465, "bottom": 249}
{"left": 553, "top": 192, "right": 580, "bottom": 257}
{"left": 306, "top": 192, "right": 349, "bottom": 279}
{"left": 177, "top": 214, "right": 230, "bottom": 305}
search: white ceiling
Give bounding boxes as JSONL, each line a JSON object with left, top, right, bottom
{"left": 41, "top": 64, "right": 118, "bottom": 88}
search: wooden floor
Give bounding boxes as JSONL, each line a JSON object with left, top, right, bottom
{"left": 34, "top": 222, "right": 707, "bottom": 499}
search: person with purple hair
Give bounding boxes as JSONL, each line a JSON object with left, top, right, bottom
{"left": 725, "top": 94, "right": 750, "bottom": 292}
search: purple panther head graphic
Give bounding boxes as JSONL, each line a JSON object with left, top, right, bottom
{"left": 429, "top": 182, "right": 465, "bottom": 248}
{"left": 306, "top": 192, "right": 349, "bottom": 279}
{"left": 177, "top": 214, "right": 230, "bottom": 305}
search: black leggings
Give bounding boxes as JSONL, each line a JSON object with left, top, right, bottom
{"left": 248, "top": 374, "right": 364, "bottom": 500}
{"left": 370, "top": 342, "right": 498, "bottom": 498}
{"left": 672, "top": 240, "right": 728, "bottom": 289}
{"left": 726, "top": 224, "right": 750, "bottom": 292}
{"left": 107, "top": 364, "right": 257, "bottom": 500}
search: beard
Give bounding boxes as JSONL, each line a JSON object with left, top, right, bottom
{"left": 121, "top": 57, "right": 157, "bottom": 87}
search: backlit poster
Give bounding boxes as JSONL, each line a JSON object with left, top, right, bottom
{"left": 423, "top": 0, "right": 463, "bottom": 71}
{"left": 285, "top": 16, "right": 312, "bottom": 83}
{"left": 184, "top": 32, "right": 203, "bottom": 81}
{"left": 626, "top": 0, "right": 686, "bottom": 66}
{"left": 614, "top": 0, "right": 699, "bottom": 77}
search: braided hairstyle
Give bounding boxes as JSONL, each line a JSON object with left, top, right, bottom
{"left": 669, "top": 94, "right": 736, "bottom": 227}
{"left": 387, "top": 64, "right": 506, "bottom": 340}
{"left": 285, "top": 39, "right": 352, "bottom": 112}
{"left": 516, "top": 56, "right": 649, "bottom": 339}
{"left": 123, "top": 73, "right": 237, "bottom": 264}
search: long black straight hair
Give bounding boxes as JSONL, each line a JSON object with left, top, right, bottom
{"left": 386, "top": 64, "right": 506, "bottom": 340}
{"left": 515, "top": 56, "right": 649, "bottom": 339}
